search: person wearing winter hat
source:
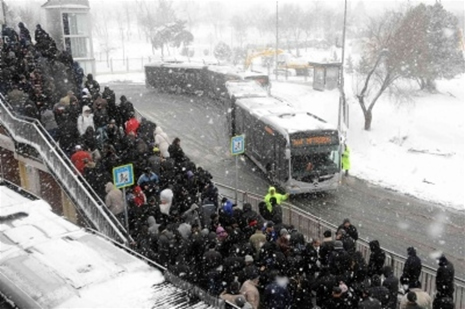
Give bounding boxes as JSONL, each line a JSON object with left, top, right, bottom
{"left": 77, "top": 105, "right": 94, "bottom": 136}
{"left": 277, "top": 228, "right": 291, "bottom": 256}
{"left": 338, "top": 218, "right": 358, "bottom": 241}
{"left": 319, "top": 229, "right": 334, "bottom": 266}
{"left": 159, "top": 188, "right": 173, "bottom": 215}
{"left": 333, "top": 240, "right": 344, "bottom": 250}
{"left": 400, "top": 246, "right": 422, "bottom": 290}
{"left": 435, "top": 253, "right": 455, "bottom": 299}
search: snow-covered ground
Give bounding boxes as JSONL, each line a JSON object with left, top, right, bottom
{"left": 97, "top": 70, "right": 464, "bottom": 211}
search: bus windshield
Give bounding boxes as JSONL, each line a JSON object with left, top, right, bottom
{"left": 291, "top": 145, "right": 340, "bottom": 181}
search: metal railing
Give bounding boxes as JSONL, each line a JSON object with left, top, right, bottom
{"left": 0, "top": 94, "right": 128, "bottom": 245}
{"left": 215, "top": 182, "right": 465, "bottom": 308}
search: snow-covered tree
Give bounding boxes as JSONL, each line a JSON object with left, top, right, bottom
{"left": 392, "top": 3, "right": 465, "bottom": 91}
{"left": 213, "top": 41, "right": 231, "bottom": 61}
{"left": 355, "top": 3, "right": 465, "bottom": 130}
{"left": 151, "top": 21, "right": 192, "bottom": 57}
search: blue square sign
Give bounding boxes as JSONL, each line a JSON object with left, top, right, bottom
{"left": 112, "top": 164, "right": 135, "bottom": 189}
{"left": 231, "top": 135, "right": 245, "bottom": 155}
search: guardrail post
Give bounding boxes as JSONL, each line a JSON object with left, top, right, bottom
{"left": 141, "top": 57, "right": 144, "bottom": 70}
{"left": 110, "top": 58, "right": 113, "bottom": 73}
{"left": 126, "top": 57, "right": 129, "bottom": 72}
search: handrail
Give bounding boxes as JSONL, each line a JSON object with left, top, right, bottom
{"left": 214, "top": 182, "right": 465, "bottom": 308}
{"left": 0, "top": 94, "right": 128, "bottom": 245}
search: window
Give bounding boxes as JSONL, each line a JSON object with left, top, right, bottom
{"left": 291, "top": 145, "right": 340, "bottom": 180}
{"left": 62, "top": 12, "right": 90, "bottom": 59}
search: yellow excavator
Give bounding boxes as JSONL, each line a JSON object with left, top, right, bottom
{"left": 244, "top": 48, "right": 311, "bottom": 75}
{"left": 244, "top": 48, "right": 284, "bottom": 70}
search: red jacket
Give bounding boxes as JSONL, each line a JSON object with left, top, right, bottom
{"left": 133, "top": 186, "right": 146, "bottom": 207}
{"left": 71, "top": 150, "right": 92, "bottom": 174}
{"left": 125, "top": 117, "right": 140, "bottom": 136}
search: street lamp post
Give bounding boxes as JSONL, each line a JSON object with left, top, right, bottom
{"left": 275, "top": 0, "right": 279, "bottom": 80}
{"left": 338, "top": 0, "right": 348, "bottom": 135}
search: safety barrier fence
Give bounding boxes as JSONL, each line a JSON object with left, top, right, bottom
{"left": 215, "top": 182, "right": 465, "bottom": 308}
{"left": 0, "top": 94, "right": 128, "bottom": 245}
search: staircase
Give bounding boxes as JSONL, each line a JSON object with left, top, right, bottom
{"left": 0, "top": 94, "right": 128, "bottom": 244}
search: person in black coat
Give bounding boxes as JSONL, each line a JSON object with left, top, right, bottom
{"left": 168, "top": 137, "right": 185, "bottom": 165}
{"left": 368, "top": 274, "right": 390, "bottom": 307}
{"left": 157, "top": 224, "right": 174, "bottom": 268}
{"left": 202, "top": 242, "right": 222, "bottom": 272}
{"left": 432, "top": 295, "right": 455, "bottom": 309}
{"left": 137, "top": 117, "right": 156, "bottom": 145}
{"left": 57, "top": 113, "right": 80, "bottom": 156}
{"left": 400, "top": 246, "right": 422, "bottom": 290}
{"left": 338, "top": 218, "right": 359, "bottom": 241}
{"left": 322, "top": 286, "right": 356, "bottom": 309}
{"left": 435, "top": 254, "right": 455, "bottom": 299}
{"left": 319, "top": 230, "right": 334, "bottom": 266}
{"left": 350, "top": 251, "right": 368, "bottom": 285}
{"left": 119, "top": 95, "right": 135, "bottom": 124}
{"left": 93, "top": 101, "right": 109, "bottom": 130}
{"left": 263, "top": 270, "right": 292, "bottom": 309}
{"left": 312, "top": 266, "right": 338, "bottom": 307}
{"left": 18, "top": 22, "right": 31, "bottom": 47}
{"left": 336, "top": 229, "right": 356, "bottom": 256}
{"left": 84, "top": 73, "right": 100, "bottom": 97}
{"left": 328, "top": 241, "right": 350, "bottom": 276}
{"left": 239, "top": 203, "right": 259, "bottom": 229}
{"left": 358, "top": 288, "right": 382, "bottom": 309}
{"left": 368, "top": 240, "right": 386, "bottom": 277}
{"left": 382, "top": 266, "right": 399, "bottom": 309}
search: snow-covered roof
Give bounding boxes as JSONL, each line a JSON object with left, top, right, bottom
{"left": 225, "top": 80, "right": 268, "bottom": 99}
{"left": 207, "top": 65, "right": 241, "bottom": 75}
{"left": 235, "top": 96, "right": 335, "bottom": 136}
{"left": 41, "top": 0, "right": 90, "bottom": 9}
{"left": 0, "top": 185, "right": 165, "bottom": 308}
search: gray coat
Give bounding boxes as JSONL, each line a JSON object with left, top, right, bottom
{"left": 105, "top": 182, "right": 124, "bottom": 215}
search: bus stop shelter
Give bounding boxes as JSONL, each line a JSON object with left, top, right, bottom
{"left": 309, "top": 62, "right": 341, "bottom": 91}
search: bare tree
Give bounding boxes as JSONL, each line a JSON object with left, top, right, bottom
{"left": 230, "top": 14, "right": 248, "bottom": 49}
{"left": 203, "top": 1, "right": 227, "bottom": 41}
{"left": 354, "top": 11, "right": 404, "bottom": 130}
{"left": 91, "top": 10, "right": 115, "bottom": 66}
{"left": 279, "top": 3, "right": 304, "bottom": 55}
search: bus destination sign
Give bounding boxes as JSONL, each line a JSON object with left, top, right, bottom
{"left": 291, "top": 136, "right": 332, "bottom": 147}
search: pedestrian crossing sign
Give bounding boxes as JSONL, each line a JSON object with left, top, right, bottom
{"left": 113, "top": 164, "right": 134, "bottom": 189}
{"left": 231, "top": 135, "right": 245, "bottom": 155}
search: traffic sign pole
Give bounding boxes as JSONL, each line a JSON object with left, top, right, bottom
{"left": 235, "top": 155, "right": 238, "bottom": 204}
{"left": 122, "top": 187, "right": 129, "bottom": 234}
{"left": 230, "top": 135, "right": 245, "bottom": 205}
{"left": 112, "top": 164, "right": 135, "bottom": 236}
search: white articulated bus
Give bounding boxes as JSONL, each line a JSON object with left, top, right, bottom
{"left": 226, "top": 86, "right": 342, "bottom": 194}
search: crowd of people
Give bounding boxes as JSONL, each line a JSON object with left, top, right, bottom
{"left": 1, "top": 22, "right": 457, "bottom": 309}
